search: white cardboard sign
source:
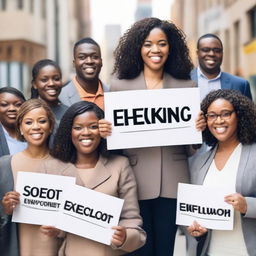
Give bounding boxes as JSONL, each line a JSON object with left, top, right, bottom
{"left": 12, "top": 172, "right": 76, "bottom": 226}
{"left": 56, "top": 184, "right": 124, "bottom": 245}
{"left": 176, "top": 183, "right": 234, "bottom": 230}
{"left": 104, "top": 88, "right": 202, "bottom": 149}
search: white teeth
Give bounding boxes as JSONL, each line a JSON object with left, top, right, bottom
{"left": 7, "top": 114, "right": 16, "bottom": 118}
{"left": 206, "top": 60, "right": 215, "bottom": 64}
{"left": 150, "top": 56, "right": 161, "bottom": 62}
{"left": 47, "top": 89, "right": 57, "bottom": 96}
{"left": 31, "top": 133, "right": 42, "bottom": 139}
{"left": 81, "top": 139, "right": 92, "bottom": 145}
{"left": 215, "top": 127, "right": 226, "bottom": 134}
{"left": 84, "top": 68, "right": 94, "bottom": 73}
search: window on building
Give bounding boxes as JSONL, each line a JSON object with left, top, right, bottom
{"left": 17, "top": 0, "right": 23, "bottom": 10}
{"left": 234, "top": 21, "right": 240, "bottom": 75}
{"left": 41, "top": 0, "right": 46, "bottom": 18}
{"left": 30, "top": 0, "right": 34, "bottom": 13}
{"left": 0, "top": 0, "right": 7, "bottom": 10}
{"left": 248, "top": 6, "right": 256, "bottom": 39}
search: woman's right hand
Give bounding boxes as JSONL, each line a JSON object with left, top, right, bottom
{"left": 2, "top": 191, "right": 20, "bottom": 215}
{"left": 98, "top": 119, "right": 112, "bottom": 138}
{"left": 187, "top": 220, "right": 208, "bottom": 237}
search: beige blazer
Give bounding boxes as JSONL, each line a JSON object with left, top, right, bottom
{"left": 62, "top": 155, "right": 146, "bottom": 256}
{"left": 110, "top": 72, "right": 196, "bottom": 200}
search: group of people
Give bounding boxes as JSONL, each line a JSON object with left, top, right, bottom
{"left": 0, "top": 16, "right": 255, "bottom": 256}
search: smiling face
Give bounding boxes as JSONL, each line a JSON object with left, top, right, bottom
{"left": 32, "top": 65, "right": 62, "bottom": 104}
{"left": 197, "top": 37, "right": 223, "bottom": 78}
{"left": 71, "top": 111, "right": 101, "bottom": 159}
{"left": 206, "top": 98, "right": 238, "bottom": 145}
{"left": 19, "top": 107, "right": 52, "bottom": 147}
{"left": 0, "top": 92, "right": 24, "bottom": 129}
{"left": 73, "top": 43, "right": 102, "bottom": 82}
{"left": 141, "top": 27, "right": 169, "bottom": 73}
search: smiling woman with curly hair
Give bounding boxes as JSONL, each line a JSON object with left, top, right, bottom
{"left": 188, "top": 89, "right": 256, "bottom": 256}
{"left": 113, "top": 17, "right": 193, "bottom": 80}
{"left": 108, "top": 17, "right": 202, "bottom": 256}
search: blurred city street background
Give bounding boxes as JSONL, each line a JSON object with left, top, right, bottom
{"left": 0, "top": 0, "right": 256, "bottom": 100}
{"left": 0, "top": 1, "right": 256, "bottom": 254}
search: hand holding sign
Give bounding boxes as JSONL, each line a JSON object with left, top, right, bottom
{"left": 187, "top": 220, "right": 208, "bottom": 237}
{"left": 2, "top": 191, "right": 20, "bottom": 215}
{"left": 111, "top": 226, "right": 127, "bottom": 247}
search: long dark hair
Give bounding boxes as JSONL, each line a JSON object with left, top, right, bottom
{"left": 51, "top": 101, "right": 109, "bottom": 164}
{"left": 113, "top": 17, "right": 193, "bottom": 80}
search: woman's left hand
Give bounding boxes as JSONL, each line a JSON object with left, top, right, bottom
{"left": 40, "top": 225, "right": 61, "bottom": 237}
{"left": 98, "top": 119, "right": 112, "bottom": 138}
{"left": 111, "top": 226, "right": 127, "bottom": 247}
{"left": 195, "top": 111, "right": 206, "bottom": 131}
{"left": 225, "top": 193, "right": 247, "bottom": 214}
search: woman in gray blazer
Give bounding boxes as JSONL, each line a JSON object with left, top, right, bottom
{"left": 109, "top": 17, "right": 206, "bottom": 256}
{"left": 188, "top": 89, "right": 256, "bottom": 256}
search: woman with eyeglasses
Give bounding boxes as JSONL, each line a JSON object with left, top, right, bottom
{"left": 188, "top": 89, "right": 256, "bottom": 256}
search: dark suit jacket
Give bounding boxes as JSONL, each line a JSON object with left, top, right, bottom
{"left": 110, "top": 72, "right": 196, "bottom": 200}
{"left": 189, "top": 144, "right": 256, "bottom": 256}
{"left": 190, "top": 68, "right": 252, "bottom": 99}
{"left": 0, "top": 125, "right": 10, "bottom": 157}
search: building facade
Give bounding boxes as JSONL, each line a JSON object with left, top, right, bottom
{"left": 0, "top": 0, "right": 90, "bottom": 96}
{"left": 171, "top": 0, "right": 256, "bottom": 100}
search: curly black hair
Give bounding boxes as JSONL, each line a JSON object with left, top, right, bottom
{"left": 201, "top": 89, "right": 256, "bottom": 147}
{"left": 31, "top": 59, "right": 62, "bottom": 99}
{"left": 112, "top": 17, "right": 193, "bottom": 80}
{"left": 50, "top": 101, "right": 109, "bottom": 164}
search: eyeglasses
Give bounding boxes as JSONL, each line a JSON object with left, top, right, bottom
{"left": 205, "top": 110, "right": 235, "bottom": 121}
{"left": 199, "top": 47, "right": 223, "bottom": 53}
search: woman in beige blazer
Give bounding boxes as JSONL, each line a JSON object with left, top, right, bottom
{"left": 108, "top": 17, "right": 205, "bottom": 256}
{"left": 51, "top": 101, "right": 146, "bottom": 256}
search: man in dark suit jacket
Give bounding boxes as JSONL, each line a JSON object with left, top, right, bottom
{"left": 59, "top": 37, "right": 108, "bottom": 109}
{"left": 191, "top": 33, "right": 252, "bottom": 100}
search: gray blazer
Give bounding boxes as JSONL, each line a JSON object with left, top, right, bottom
{"left": 190, "top": 68, "right": 252, "bottom": 99}
{"left": 110, "top": 72, "right": 196, "bottom": 200}
{"left": 0, "top": 125, "right": 10, "bottom": 157}
{"left": 189, "top": 144, "right": 256, "bottom": 256}
{"left": 0, "top": 155, "right": 18, "bottom": 256}
{"left": 59, "top": 78, "right": 109, "bottom": 107}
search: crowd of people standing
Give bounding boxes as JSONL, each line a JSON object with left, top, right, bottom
{"left": 0, "top": 17, "right": 255, "bottom": 256}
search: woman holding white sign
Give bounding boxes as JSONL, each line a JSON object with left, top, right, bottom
{"left": 0, "top": 99, "right": 78, "bottom": 256}
{"left": 188, "top": 89, "right": 256, "bottom": 256}
{"left": 107, "top": 17, "right": 205, "bottom": 256}
{"left": 51, "top": 101, "right": 146, "bottom": 256}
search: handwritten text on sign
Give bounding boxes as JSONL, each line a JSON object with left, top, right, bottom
{"left": 176, "top": 183, "right": 235, "bottom": 230}
{"left": 104, "top": 88, "right": 202, "bottom": 149}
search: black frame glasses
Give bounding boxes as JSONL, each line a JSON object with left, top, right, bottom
{"left": 205, "top": 110, "right": 235, "bottom": 121}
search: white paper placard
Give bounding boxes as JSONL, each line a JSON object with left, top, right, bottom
{"left": 176, "top": 183, "right": 234, "bottom": 230}
{"left": 12, "top": 172, "right": 76, "bottom": 226}
{"left": 104, "top": 88, "right": 202, "bottom": 149}
{"left": 57, "top": 184, "right": 124, "bottom": 245}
